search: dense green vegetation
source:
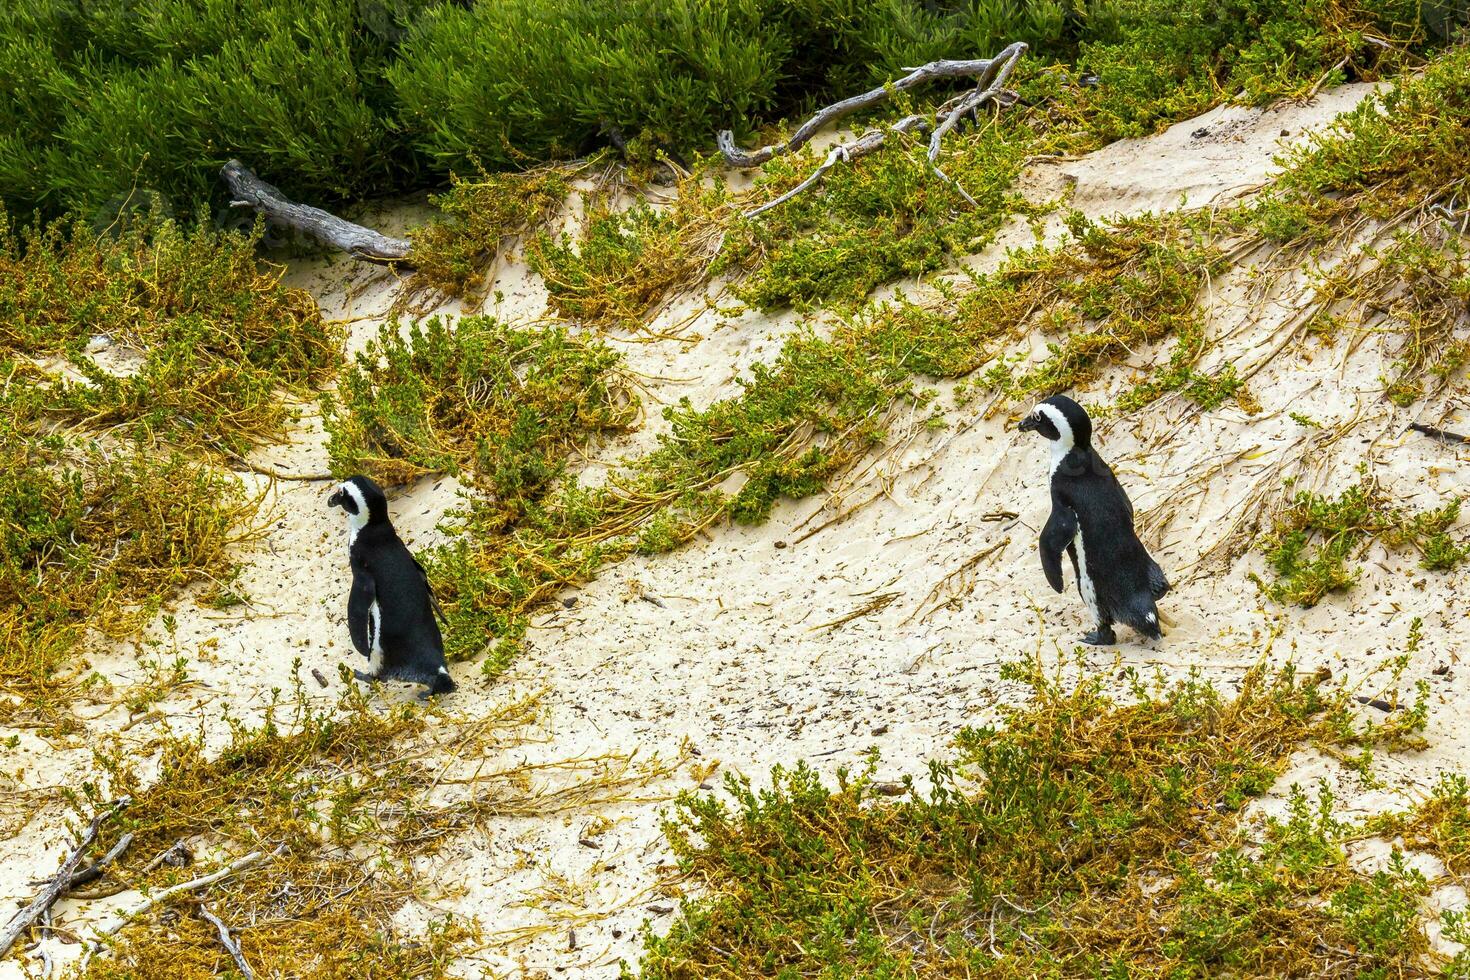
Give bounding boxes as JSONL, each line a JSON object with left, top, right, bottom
{"left": 0, "top": 211, "right": 335, "bottom": 718}
{"left": 71, "top": 683, "right": 674, "bottom": 979}
{"left": 0, "top": 0, "right": 1439, "bottom": 220}
{"left": 8, "top": 4, "right": 1470, "bottom": 975}
{"left": 0, "top": 424, "right": 253, "bottom": 721}
{"left": 322, "top": 315, "right": 638, "bottom": 497}
{"left": 0, "top": 212, "right": 337, "bottom": 454}
{"left": 635, "top": 659, "right": 1440, "bottom": 977}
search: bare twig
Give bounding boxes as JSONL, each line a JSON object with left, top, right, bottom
{"left": 718, "top": 52, "right": 1022, "bottom": 167}
{"left": 735, "top": 44, "right": 1026, "bottom": 218}
{"left": 94, "top": 849, "right": 274, "bottom": 942}
{"left": 904, "top": 536, "right": 1011, "bottom": 625}
{"left": 1408, "top": 421, "right": 1470, "bottom": 444}
{"left": 0, "top": 797, "right": 130, "bottom": 957}
{"left": 198, "top": 905, "right": 255, "bottom": 980}
{"left": 221, "top": 160, "right": 411, "bottom": 263}
{"left": 28, "top": 833, "right": 133, "bottom": 892}
{"left": 230, "top": 459, "right": 336, "bottom": 482}
{"left": 807, "top": 591, "right": 902, "bottom": 633}
{"left": 743, "top": 130, "right": 886, "bottom": 218}
{"left": 925, "top": 44, "right": 1027, "bottom": 204}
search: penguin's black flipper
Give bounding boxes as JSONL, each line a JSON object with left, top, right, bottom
{"left": 347, "top": 562, "right": 377, "bottom": 658}
{"left": 1147, "top": 558, "right": 1170, "bottom": 600}
{"left": 411, "top": 554, "right": 447, "bottom": 624}
{"left": 1039, "top": 506, "right": 1078, "bottom": 594}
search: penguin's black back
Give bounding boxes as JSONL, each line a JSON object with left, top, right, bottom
{"left": 1053, "top": 448, "right": 1161, "bottom": 633}
{"left": 351, "top": 521, "right": 452, "bottom": 689}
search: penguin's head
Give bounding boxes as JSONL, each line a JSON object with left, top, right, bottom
{"left": 327, "top": 475, "right": 389, "bottom": 531}
{"left": 1017, "top": 395, "right": 1091, "bottom": 451}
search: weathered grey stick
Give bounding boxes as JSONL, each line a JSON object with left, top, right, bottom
{"left": 0, "top": 798, "right": 130, "bottom": 957}
{"left": 743, "top": 128, "right": 893, "bottom": 218}
{"left": 93, "top": 849, "right": 271, "bottom": 941}
{"left": 925, "top": 44, "right": 1026, "bottom": 167}
{"left": 221, "top": 160, "right": 411, "bottom": 263}
{"left": 925, "top": 44, "right": 1027, "bottom": 205}
{"left": 198, "top": 904, "right": 255, "bottom": 979}
{"left": 741, "top": 44, "right": 1027, "bottom": 218}
{"left": 718, "top": 49, "right": 1025, "bottom": 168}
{"left": 27, "top": 832, "right": 133, "bottom": 891}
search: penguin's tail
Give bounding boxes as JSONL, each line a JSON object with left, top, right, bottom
{"left": 1123, "top": 595, "right": 1164, "bottom": 640}
{"left": 1147, "top": 558, "right": 1170, "bottom": 600}
{"left": 426, "top": 666, "right": 457, "bottom": 696}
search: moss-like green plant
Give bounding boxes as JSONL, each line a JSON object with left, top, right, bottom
{"left": 0, "top": 422, "right": 256, "bottom": 719}
{"left": 407, "top": 166, "right": 571, "bottom": 301}
{"left": 529, "top": 171, "right": 733, "bottom": 330}
{"left": 0, "top": 211, "right": 337, "bottom": 454}
{"left": 322, "top": 314, "right": 638, "bottom": 497}
{"left": 1254, "top": 481, "right": 1469, "bottom": 606}
{"left": 633, "top": 660, "right": 1433, "bottom": 978}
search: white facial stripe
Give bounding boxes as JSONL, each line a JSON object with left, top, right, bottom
{"left": 1035, "top": 404, "right": 1073, "bottom": 448}
{"left": 340, "top": 481, "right": 370, "bottom": 546}
{"left": 1035, "top": 403, "right": 1074, "bottom": 475}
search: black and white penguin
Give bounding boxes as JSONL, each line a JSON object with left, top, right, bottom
{"left": 326, "top": 476, "right": 455, "bottom": 697}
{"left": 1017, "top": 395, "right": 1169, "bottom": 645}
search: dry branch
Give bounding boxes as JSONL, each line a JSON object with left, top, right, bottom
{"left": 0, "top": 798, "right": 130, "bottom": 957}
{"left": 27, "top": 832, "right": 133, "bottom": 892}
{"left": 221, "top": 160, "right": 411, "bottom": 263}
{"left": 718, "top": 47, "right": 1026, "bottom": 168}
{"left": 198, "top": 904, "right": 255, "bottom": 980}
{"left": 732, "top": 44, "right": 1027, "bottom": 218}
{"left": 1408, "top": 421, "right": 1470, "bottom": 444}
{"left": 93, "top": 849, "right": 274, "bottom": 942}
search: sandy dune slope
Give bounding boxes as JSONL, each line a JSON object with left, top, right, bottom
{"left": 7, "top": 80, "right": 1470, "bottom": 977}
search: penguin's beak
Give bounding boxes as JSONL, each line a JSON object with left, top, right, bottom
{"left": 1017, "top": 414, "right": 1039, "bottom": 433}
{"left": 327, "top": 489, "right": 345, "bottom": 509}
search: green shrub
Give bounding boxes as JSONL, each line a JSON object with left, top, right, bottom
{"left": 1254, "top": 481, "right": 1470, "bottom": 606}
{"left": 635, "top": 661, "right": 1432, "bottom": 977}
{"left": 0, "top": 0, "right": 429, "bottom": 216}
{"left": 0, "top": 210, "right": 337, "bottom": 454}
{"left": 322, "top": 315, "right": 638, "bottom": 496}
{"left": 0, "top": 421, "right": 254, "bottom": 718}
{"left": 0, "top": 0, "right": 1439, "bottom": 220}
{"left": 388, "top": 0, "right": 1054, "bottom": 175}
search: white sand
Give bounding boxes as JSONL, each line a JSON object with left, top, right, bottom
{"left": 8, "top": 81, "right": 1470, "bottom": 976}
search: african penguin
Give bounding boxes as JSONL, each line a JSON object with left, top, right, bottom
{"left": 327, "top": 476, "right": 455, "bottom": 697}
{"left": 1017, "top": 395, "right": 1170, "bottom": 645}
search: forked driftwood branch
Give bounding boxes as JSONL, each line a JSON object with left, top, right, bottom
{"left": 92, "top": 849, "right": 273, "bottom": 943}
{"left": 0, "top": 798, "right": 130, "bottom": 957}
{"left": 199, "top": 904, "right": 256, "bottom": 979}
{"left": 721, "top": 43, "right": 1027, "bottom": 218}
{"left": 221, "top": 160, "right": 412, "bottom": 263}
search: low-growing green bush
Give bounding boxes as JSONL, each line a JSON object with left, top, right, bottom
{"left": 634, "top": 660, "right": 1434, "bottom": 977}
{"left": 0, "top": 210, "right": 337, "bottom": 454}
{"left": 322, "top": 315, "right": 638, "bottom": 496}
{"left": 0, "top": 0, "right": 429, "bottom": 217}
{"left": 0, "top": 422, "right": 255, "bottom": 719}
{"left": 1254, "top": 479, "right": 1470, "bottom": 606}
{"left": 0, "top": 0, "right": 1440, "bottom": 221}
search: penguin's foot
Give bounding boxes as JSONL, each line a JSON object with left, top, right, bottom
{"left": 1082, "top": 625, "right": 1117, "bottom": 646}
{"left": 352, "top": 669, "right": 380, "bottom": 685}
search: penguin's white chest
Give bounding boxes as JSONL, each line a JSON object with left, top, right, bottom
{"left": 367, "top": 600, "right": 385, "bottom": 673}
{"left": 1073, "top": 522, "right": 1101, "bottom": 624}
